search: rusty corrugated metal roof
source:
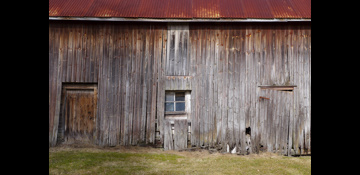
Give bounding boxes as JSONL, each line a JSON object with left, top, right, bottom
{"left": 49, "top": 0, "right": 311, "bottom": 19}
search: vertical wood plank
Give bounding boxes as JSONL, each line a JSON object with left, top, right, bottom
{"left": 174, "top": 120, "right": 188, "bottom": 150}
{"left": 164, "top": 120, "right": 173, "bottom": 150}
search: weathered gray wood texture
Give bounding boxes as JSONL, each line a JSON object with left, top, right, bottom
{"left": 187, "top": 23, "right": 310, "bottom": 155}
{"left": 163, "top": 120, "right": 173, "bottom": 150}
{"left": 166, "top": 23, "right": 190, "bottom": 76}
{"left": 174, "top": 120, "right": 188, "bottom": 150}
{"left": 49, "top": 21, "right": 311, "bottom": 155}
{"left": 49, "top": 21, "right": 165, "bottom": 147}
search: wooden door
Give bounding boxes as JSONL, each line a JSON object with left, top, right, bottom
{"left": 164, "top": 119, "right": 188, "bottom": 150}
{"left": 258, "top": 87, "right": 294, "bottom": 155}
{"left": 57, "top": 84, "right": 98, "bottom": 144}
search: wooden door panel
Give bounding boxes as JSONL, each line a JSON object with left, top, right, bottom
{"left": 258, "top": 88, "right": 293, "bottom": 155}
{"left": 174, "top": 120, "right": 188, "bottom": 150}
{"left": 58, "top": 84, "right": 97, "bottom": 144}
{"left": 164, "top": 119, "right": 188, "bottom": 150}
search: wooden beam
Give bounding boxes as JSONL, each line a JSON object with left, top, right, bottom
{"left": 259, "top": 85, "right": 296, "bottom": 91}
{"left": 259, "top": 96, "right": 270, "bottom": 100}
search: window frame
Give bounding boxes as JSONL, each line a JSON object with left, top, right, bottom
{"left": 165, "top": 91, "right": 187, "bottom": 115}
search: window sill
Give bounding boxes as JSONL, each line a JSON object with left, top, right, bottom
{"left": 165, "top": 111, "right": 187, "bottom": 115}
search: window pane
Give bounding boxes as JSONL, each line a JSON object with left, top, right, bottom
{"left": 165, "top": 102, "right": 174, "bottom": 111}
{"left": 175, "top": 92, "right": 185, "bottom": 101}
{"left": 165, "top": 93, "right": 174, "bottom": 101}
{"left": 175, "top": 102, "right": 185, "bottom": 111}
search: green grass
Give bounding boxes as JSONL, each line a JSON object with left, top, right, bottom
{"left": 49, "top": 147, "right": 311, "bottom": 175}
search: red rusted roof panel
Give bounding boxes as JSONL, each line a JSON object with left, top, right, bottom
{"left": 136, "top": 0, "right": 192, "bottom": 18}
{"left": 240, "top": 0, "right": 274, "bottom": 18}
{"left": 192, "top": 0, "right": 220, "bottom": 18}
{"left": 286, "top": 0, "right": 311, "bottom": 18}
{"left": 49, "top": 0, "right": 311, "bottom": 19}
{"left": 218, "top": 0, "right": 246, "bottom": 18}
{"left": 267, "top": 0, "right": 300, "bottom": 18}
{"left": 86, "top": 0, "right": 142, "bottom": 17}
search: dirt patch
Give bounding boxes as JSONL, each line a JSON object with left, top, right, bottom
{"left": 50, "top": 143, "right": 164, "bottom": 154}
{"left": 50, "top": 143, "right": 284, "bottom": 159}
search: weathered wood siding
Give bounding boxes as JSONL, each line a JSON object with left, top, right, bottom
{"left": 49, "top": 21, "right": 311, "bottom": 155}
{"left": 49, "top": 21, "right": 166, "bottom": 146}
{"left": 187, "top": 23, "right": 311, "bottom": 155}
{"left": 166, "top": 23, "right": 190, "bottom": 76}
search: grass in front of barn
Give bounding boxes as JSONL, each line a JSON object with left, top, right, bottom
{"left": 49, "top": 145, "right": 311, "bottom": 175}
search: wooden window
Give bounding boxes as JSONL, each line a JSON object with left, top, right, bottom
{"left": 165, "top": 92, "right": 186, "bottom": 112}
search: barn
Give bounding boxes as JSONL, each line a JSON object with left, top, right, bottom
{"left": 49, "top": 0, "right": 311, "bottom": 156}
